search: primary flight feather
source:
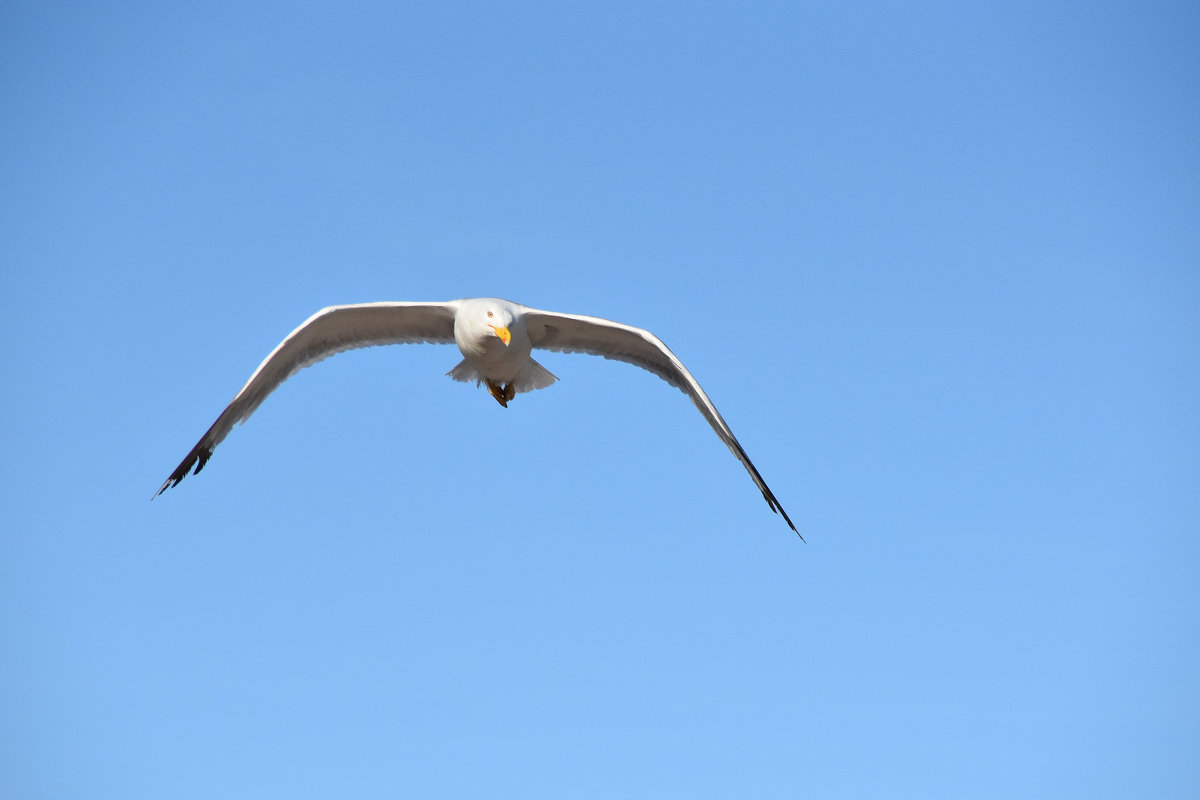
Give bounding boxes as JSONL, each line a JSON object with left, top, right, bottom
{"left": 156, "top": 298, "right": 800, "bottom": 537}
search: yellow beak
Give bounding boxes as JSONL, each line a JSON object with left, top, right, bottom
{"left": 490, "top": 324, "right": 512, "bottom": 346}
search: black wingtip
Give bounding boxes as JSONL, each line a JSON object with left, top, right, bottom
{"left": 761, "top": 489, "right": 804, "bottom": 542}
{"left": 152, "top": 446, "right": 213, "bottom": 500}
{"left": 153, "top": 472, "right": 182, "bottom": 500}
{"left": 782, "top": 512, "right": 805, "bottom": 543}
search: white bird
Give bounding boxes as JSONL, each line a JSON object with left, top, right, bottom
{"left": 156, "top": 298, "right": 800, "bottom": 537}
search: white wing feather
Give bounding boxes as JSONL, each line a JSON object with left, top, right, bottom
{"left": 155, "top": 301, "right": 459, "bottom": 496}
{"left": 522, "top": 307, "right": 799, "bottom": 536}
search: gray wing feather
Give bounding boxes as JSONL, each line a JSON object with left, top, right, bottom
{"left": 155, "top": 301, "right": 458, "bottom": 496}
{"left": 522, "top": 308, "right": 800, "bottom": 537}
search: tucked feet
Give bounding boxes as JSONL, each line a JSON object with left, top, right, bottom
{"left": 485, "top": 379, "right": 509, "bottom": 408}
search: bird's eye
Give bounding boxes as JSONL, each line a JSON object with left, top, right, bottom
{"left": 487, "top": 311, "right": 493, "bottom": 318}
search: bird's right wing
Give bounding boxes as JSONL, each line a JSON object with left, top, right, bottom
{"left": 155, "top": 301, "right": 459, "bottom": 496}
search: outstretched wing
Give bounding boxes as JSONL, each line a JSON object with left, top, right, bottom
{"left": 155, "top": 301, "right": 459, "bottom": 496}
{"left": 522, "top": 307, "right": 800, "bottom": 538}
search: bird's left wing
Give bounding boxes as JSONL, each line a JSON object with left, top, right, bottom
{"left": 156, "top": 301, "right": 459, "bottom": 496}
{"left": 522, "top": 307, "right": 800, "bottom": 537}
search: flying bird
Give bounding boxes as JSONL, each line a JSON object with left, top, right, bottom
{"left": 155, "top": 298, "right": 800, "bottom": 537}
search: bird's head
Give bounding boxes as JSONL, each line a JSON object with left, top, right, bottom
{"left": 455, "top": 298, "right": 519, "bottom": 351}
{"left": 483, "top": 305, "right": 512, "bottom": 346}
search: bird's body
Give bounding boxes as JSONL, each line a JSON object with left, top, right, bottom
{"left": 447, "top": 298, "right": 555, "bottom": 405}
{"left": 156, "top": 297, "right": 800, "bottom": 537}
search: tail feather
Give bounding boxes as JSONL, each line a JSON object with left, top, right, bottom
{"left": 513, "top": 357, "right": 558, "bottom": 393}
{"left": 446, "top": 359, "right": 482, "bottom": 385}
{"left": 445, "top": 357, "right": 558, "bottom": 394}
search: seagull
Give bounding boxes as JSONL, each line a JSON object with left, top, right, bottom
{"left": 155, "top": 298, "right": 800, "bottom": 537}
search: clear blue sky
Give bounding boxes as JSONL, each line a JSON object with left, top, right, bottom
{"left": 3, "top": 2, "right": 1198, "bottom": 797}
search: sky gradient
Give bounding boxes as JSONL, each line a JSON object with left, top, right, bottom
{"left": 3, "top": 2, "right": 1198, "bottom": 797}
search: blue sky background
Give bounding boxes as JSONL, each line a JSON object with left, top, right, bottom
{"left": 3, "top": 2, "right": 1198, "bottom": 797}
